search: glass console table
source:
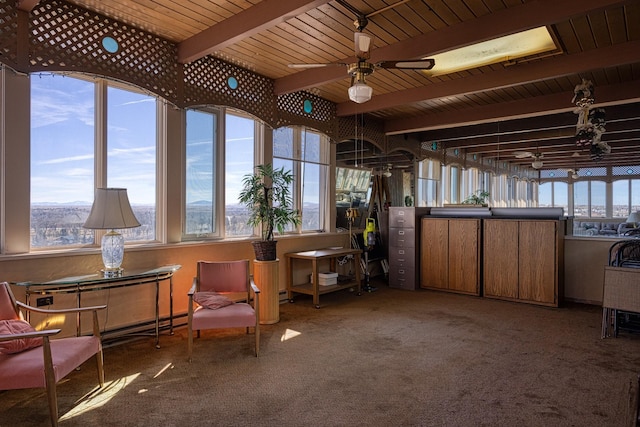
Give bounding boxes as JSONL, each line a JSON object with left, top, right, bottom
{"left": 13, "top": 265, "right": 181, "bottom": 348}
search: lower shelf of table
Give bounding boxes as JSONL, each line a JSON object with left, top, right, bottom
{"left": 288, "top": 280, "right": 360, "bottom": 296}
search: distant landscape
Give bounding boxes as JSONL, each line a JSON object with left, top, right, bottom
{"left": 31, "top": 202, "right": 320, "bottom": 247}
{"left": 30, "top": 204, "right": 156, "bottom": 247}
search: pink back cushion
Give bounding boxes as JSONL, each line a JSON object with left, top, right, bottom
{"left": 197, "top": 260, "right": 249, "bottom": 293}
{"left": 0, "top": 320, "right": 43, "bottom": 354}
{"left": 0, "top": 284, "right": 19, "bottom": 321}
{"left": 193, "top": 292, "right": 234, "bottom": 309}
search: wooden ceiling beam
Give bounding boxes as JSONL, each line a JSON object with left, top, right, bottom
{"left": 274, "top": 0, "right": 629, "bottom": 95}
{"left": 384, "top": 79, "right": 640, "bottom": 135}
{"left": 177, "top": 0, "right": 332, "bottom": 64}
{"left": 16, "top": 0, "right": 40, "bottom": 12}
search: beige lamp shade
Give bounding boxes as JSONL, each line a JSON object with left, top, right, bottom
{"left": 627, "top": 211, "right": 640, "bottom": 226}
{"left": 83, "top": 188, "right": 141, "bottom": 229}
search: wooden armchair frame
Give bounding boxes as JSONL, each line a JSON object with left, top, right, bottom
{"left": 187, "top": 260, "right": 260, "bottom": 362}
{"left": 0, "top": 282, "right": 106, "bottom": 427}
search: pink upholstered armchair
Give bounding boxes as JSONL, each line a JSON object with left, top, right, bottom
{"left": 0, "top": 282, "right": 106, "bottom": 427}
{"left": 187, "top": 260, "right": 260, "bottom": 362}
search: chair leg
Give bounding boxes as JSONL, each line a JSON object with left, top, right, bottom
{"left": 188, "top": 328, "right": 194, "bottom": 363}
{"left": 255, "top": 323, "right": 260, "bottom": 357}
{"left": 42, "top": 338, "right": 58, "bottom": 427}
{"left": 96, "top": 349, "right": 105, "bottom": 386}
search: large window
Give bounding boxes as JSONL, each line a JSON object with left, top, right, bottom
{"left": 539, "top": 181, "right": 568, "bottom": 214}
{"left": 184, "top": 109, "right": 217, "bottom": 237}
{"left": 273, "top": 126, "right": 329, "bottom": 232}
{"left": 612, "top": 179, "right": 640, "bottom": 218}
{"left": 30, "top": 74, "right": 157, "bottom": 248}
{"left": 416, "top": 159, "right": 440, "bottom": 207}
{"left": 574, "top": 180, "right": 605, "bottom": 218}
{"left": 106, "top": 85, "right": 157, "bottom": 241}
{"left": 30, "top": 75, "right": 95, "bottom": 247}
{"left": 225, "top": 111, "right": 256, "bottom": 237}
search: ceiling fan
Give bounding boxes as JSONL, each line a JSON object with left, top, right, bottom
{"left": 568, "top": 168, "right": 580, "bottom": 179}
{"left": 287, "top": 6, "right": 435, "bottom": 104}
{"left": 514, "top": 150, "right": 544, "bottom": 169}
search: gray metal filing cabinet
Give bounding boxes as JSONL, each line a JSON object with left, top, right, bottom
{"left": 388, "top": 207, "right": 430, "bottom": 290}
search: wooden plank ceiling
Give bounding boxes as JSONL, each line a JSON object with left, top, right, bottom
{"left": 59, "top": 0, "right": 640, "bottom": 172}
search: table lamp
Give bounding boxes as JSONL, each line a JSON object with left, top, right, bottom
{"left": 627, "top": 211, "right": 640, "bottom": 228}
{"left": 83, "top": 188, "right": 141, "bottom": 277}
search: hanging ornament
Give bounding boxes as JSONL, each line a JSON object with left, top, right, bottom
{"left": 589, "top": 107, "right": 606, "bottom": 132}
{"left": 572, "top": 79, "right": 607, "bottom": 158}
{"left": 572, "top": 78, "right": 595, "bottom": 108}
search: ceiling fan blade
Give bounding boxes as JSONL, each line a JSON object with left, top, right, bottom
{"left": 513, "top": 151, "right": 533, "bottom": 158}
{"left": 287, "top": 63, "right": 346, "bottom": 69}
{"left": 376, "top": 59, "right": 435, "bottom": 70}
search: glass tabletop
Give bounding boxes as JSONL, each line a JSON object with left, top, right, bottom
{"left": 13, "top": 264, "right": 181, "bottom": 287}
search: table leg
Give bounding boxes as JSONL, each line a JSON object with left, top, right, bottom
{"left": 287, "top": 257, "right": 294, "bottom": 302}
{"left": 169, "top": 276, "right": 174, "bottom": 335}
{"left": 312, "top": 259, "right": 320, "bottom": 308}
{"left": 77, "top": 286, "right": 82, "bottom": 337}
{"left": 155, "top": 279, "right": 160, "bottom": 349}
{"left": 355, "top": 253, "right": 362, "bottom": 296}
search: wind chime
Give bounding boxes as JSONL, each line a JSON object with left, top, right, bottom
{"left": 572, "top": 78, "right": 609, "bottom": 161}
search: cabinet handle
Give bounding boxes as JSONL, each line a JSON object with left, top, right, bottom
{"left": 398, "top": 230, "right": 405, "bottom": 235}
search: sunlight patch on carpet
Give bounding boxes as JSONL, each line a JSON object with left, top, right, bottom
{"left": 153, "top": 363, "right": 173, "bottom": 379}
{"left": 59, "top": 373, "right": 140, "bottom": 421}
{"left": 281, "top": 328, "right": 301, "bottom": 341}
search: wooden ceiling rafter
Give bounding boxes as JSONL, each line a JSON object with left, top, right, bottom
{"left": 177, "top": 0, "right": 333, "bottom": 64}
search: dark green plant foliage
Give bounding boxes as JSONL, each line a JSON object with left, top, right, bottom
{"left": 462, "top": 190, "right": 490, "bottom": 205}
{"left": 238, "top": 164, "right": 301, "bottom": 241}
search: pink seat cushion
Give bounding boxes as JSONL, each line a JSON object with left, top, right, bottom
{"left": 0, "top": 320, "right": 43, "bottom": 354}
{"left": 0, "top": 336, "right": 101, "bottom": 390}
{"left": 192, "top": 302, "right": 255, "bottom": 330}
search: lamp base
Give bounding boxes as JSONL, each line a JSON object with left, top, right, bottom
{"left": 101, "top": 229, "right": 125, "bottom": 274}
{"left": 101, "top": 268, "right": 124, "bottom": 278}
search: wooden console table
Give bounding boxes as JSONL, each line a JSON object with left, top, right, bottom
{"left": 285, "top": 248, "right": 362, "bottom": 308}
{"left": 13, "top": 265, "right": 181, "bottom": 348}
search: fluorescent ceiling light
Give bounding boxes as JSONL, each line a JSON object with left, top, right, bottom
{"left": 424, "top": 27, "right": 557, "bottom": 77}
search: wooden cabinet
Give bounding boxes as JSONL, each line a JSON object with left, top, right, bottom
{"left": 483, "top": 219, "right": 562, "bottom": 306}
{"left": 420, "top": 218, "right": 480, "bottom": 295}
{"left": 387, "top": 207, "right": 429, "bottom": 290}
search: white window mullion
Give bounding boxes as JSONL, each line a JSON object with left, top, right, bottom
{"left": 95, "top": 79, "right": 108, "bottom": 189}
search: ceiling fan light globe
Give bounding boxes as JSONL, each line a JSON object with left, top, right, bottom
{"left": 349, "top": 82, "right": 373, "bottom": 103}
{"left": 532, "top": 159, "right": 543, "bottom": 169}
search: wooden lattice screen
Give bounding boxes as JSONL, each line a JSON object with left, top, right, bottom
{"left": 0, "top": 2, "right": 18, "bottom": 68}
{"left": 183, "top": 56, "right": 278, "bottom": 128}
{"left": 29, "top": 0, "right": 180, "bottom": 105}
{"left": 276, "top": 91, "right": 336, "bottom": 139}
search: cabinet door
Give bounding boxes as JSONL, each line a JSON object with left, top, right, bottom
{"left": 483, "top": 220, "right": 519, "bottom": 298}
{"left": 518, "top": 221, "right": 557, "bottom": 304}
{"left": 448, "top": 219, "right": 480, "bottom": 294}
{"left": 421, "top": 218, "right": 449, "bottom": 289}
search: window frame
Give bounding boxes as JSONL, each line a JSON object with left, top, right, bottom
{"left": 29, "top": 72, "right": 161, "bottom": 250}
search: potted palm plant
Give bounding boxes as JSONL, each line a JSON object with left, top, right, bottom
{"left": 238, "top": 164, "right": 301, "bottom": 261}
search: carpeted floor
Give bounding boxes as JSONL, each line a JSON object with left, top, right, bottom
{"left": 2, "top": 281, "right": 640, "bottom": 426}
